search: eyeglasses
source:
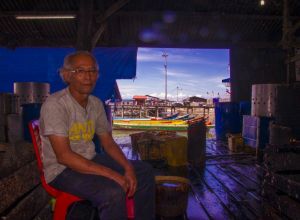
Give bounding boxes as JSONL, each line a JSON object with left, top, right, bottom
{"left": 68, "top": 68, "right": 98, "bottom": 77}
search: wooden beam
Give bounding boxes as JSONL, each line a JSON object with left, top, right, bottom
{"left": 76, "top": 0, "right": 94, "bottom": 51}
{"left": 2, "top": 185, "right": 50, "bottom": 220}
{"left": 0, "top": 141, "right": 35, "bottom": 179}
{"left": 286, "top": 53, "right": 300, "bottom": 63}
{"left": 99, "top": 11, "right": 300, "bottom": 21}
{"left": 0, "top": 11, "right": 78, "bottom": 17}
{"left": 91, "top": 0, "right": 130, "bottom": 48}
{"left": 0, "top": 161, "right": 40, "bottom": 213}
{"left": 0, "top": 37, "right": 281, "bottom": 49}
{"left": 290, "top": 20, "right": 300, "bottom": 35}
{"left": 0, "top": 10, "right": 299, "bottom": 21}
{"left": 32, "top": 204, "right": 52, "bottom": 220}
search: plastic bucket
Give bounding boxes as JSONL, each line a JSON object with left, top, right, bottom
{"left": 155, "top": 176, "right": 190, "bottom": 217}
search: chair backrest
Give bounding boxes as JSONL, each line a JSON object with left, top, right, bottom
{"left": 28, "top": 120, "right": 59, "bottom": 197}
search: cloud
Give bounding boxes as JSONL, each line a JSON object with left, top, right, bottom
{"left": 137, "top": 48, "right": 228, "bottom": 66}
{"left": 154, "top": 67, "right": 193, "bottom": 78}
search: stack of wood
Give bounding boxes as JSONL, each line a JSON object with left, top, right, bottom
{"left": 262, "top": 127, "right": 300, "bottom": 219}
{"left": 0, "top": 141, "right": 51, "bottom": 220}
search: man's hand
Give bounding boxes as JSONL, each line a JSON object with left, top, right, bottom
{"left": 114, "top": 174, "right": 130, "bottom": 193}
{"left": 124, "top": 167, "right": 137, "bottom": 197}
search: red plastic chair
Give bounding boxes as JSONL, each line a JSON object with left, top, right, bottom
{"left": 28, "top": 120, "right": 134, "bottom": 220}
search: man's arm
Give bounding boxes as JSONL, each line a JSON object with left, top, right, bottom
{"left": 98, "top": 132, "right": 137, "bottom": 197}
{"left": 48, "top": 135, "right": 129, "bottom": 192}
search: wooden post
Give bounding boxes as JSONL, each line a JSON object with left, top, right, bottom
{"left": 282, "top": 0, "right": 296, "bottom": 84}
{"left": 91, "top": 0, "right": 130, "bottom": 48}
{"left": 76, "top": 0, "right": 94, "bottom": 51}
{"left": 139, "top": 106, "right": 142, "bottom": 118}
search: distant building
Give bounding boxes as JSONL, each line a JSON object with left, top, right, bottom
{"left": 183, "top": 96, "right": 207, "bottom": 106}
{"left": 133, "top": 95, "right": 147, "bottom": 105}
{"left": 108, "top": 94, "right": 173, "bottom": 107}
{"left": 120, "top": 99, "right": 135, "bottom": 105}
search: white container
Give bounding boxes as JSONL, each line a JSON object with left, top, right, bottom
{"left": 251, "top": 84, "right": 280, "bottom": 117}
{"left": 14, "top": 82, "right": 50, "bottom": 104}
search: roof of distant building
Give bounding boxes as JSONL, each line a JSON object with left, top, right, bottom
{"left": 183, "top": 96, "right": 207, "bottom": 102}
{"left": 133, "top": 95, "right": 147, "bottom": 100}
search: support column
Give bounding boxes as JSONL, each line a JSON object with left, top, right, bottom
{"left": 76, "top": 0, "right": 94, "bottom": 51}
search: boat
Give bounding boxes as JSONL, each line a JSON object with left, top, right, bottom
{"left": 113, "top": 118, "right": 215, "bottom": 131}
{"left": 113, "top": 119, "right": 188, "bottom": 131}
{"left": 163, "top": 112, "right": 179, "bottom": 120}
{"left": 175, "top": 114, "right": 190, "bottom": 120}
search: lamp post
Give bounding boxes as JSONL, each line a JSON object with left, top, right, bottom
{"left": 162, "top": 52, "right": 168, "bottom": 104}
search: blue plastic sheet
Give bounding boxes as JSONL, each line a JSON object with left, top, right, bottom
{"left": 0, "top": 47, "right": 137, "bottom": 101}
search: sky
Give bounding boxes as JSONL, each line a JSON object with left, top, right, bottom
{"left": 117, "top": 47, "right": 230, "bottom": 101}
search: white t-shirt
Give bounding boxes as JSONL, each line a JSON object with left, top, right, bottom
{"left": 39, "top": 87, "right": 111, "bottom": 183}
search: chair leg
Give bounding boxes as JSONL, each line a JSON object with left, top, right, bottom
{"left": 53, "top": 195, "right": 80, "bottom": 220}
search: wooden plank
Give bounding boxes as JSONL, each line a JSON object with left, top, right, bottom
{"left": 206, "top": 165, "right": 262, "bottom": 216}
{"left": 0, "top": 142, "right": 7, "bottom": 152}
{"left": 2, "top": 185, "right": 50, "bottom": 220}
{"left": 263, "top": 184, "right": 300, "bottom": 220}
{"left": 264, "top": 171, "right": 300, "bottom": 200}
{"left": 186, "top": 192, "right": 210, "bottom": 220}
{"left": 228, "top": 163, "right": 265, "bottom": 185}
{"left": 217, "top": 165, "right": 262, "bottom": 204}
{"left": 32, "top": 204, "right": 52, "bottom": 220}
{"left": 218, "top": 164, "right": 260, "bottom": 193}
{"left": 0, "top": 141, "right": 35, "bottom": 179}
{"left": 0, "top": 160, "right": 40, "bottom": 213}
{"left": 206, "top": 140, "right": 228, "bottom": 155}
{"left": 189, "top": 167, "right": 234, "bottom": 220}
{"left": 261, "top": 203, "right": 287, "bottom": 220}
{"left": 265, "top": 144, "right": 300, "bottom": 153}
{"left": 264, "top": 151, "right": 300, "bottom": 171}
{"left": 198, "top": 167, "right": 257, "bottom": 219}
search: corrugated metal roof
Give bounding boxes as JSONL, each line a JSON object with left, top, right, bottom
{"left": 0, "top": 0, "right": 299, "bottom": 48}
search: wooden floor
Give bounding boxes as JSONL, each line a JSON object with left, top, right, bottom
{"left": 188, "top": 140, "right": 265, "bottom": 220}
{"left": 149, "top": 140, "right": 267, "bottom": 220}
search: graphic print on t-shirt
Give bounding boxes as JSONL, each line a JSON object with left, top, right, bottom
{"left": 69, "top": 120, "right": 95, "bottom": 141}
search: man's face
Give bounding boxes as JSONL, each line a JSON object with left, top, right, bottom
{"left": 66, "top": 54, "right": 99, "bottom": 95}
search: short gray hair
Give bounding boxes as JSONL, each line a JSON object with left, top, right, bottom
{"left": 59, "top": 50, "right": 99, "bottom": 83}
{"left": 62, "top": 50, "right": 99, "bottom": 70}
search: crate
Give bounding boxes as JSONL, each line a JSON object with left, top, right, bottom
{"left": 262, "top": 143, "right": 300, "bottom": 219}
{"left": 242, "top": 115, "right": 273, "bottom": 150}
{"left": 160, "top": 136, "right": 188, "bottom": 167}
{"left": 227, "top": 134, "right": 244, "bottom": 152}
{"left": 131, "top": 131, "right": 187, "bottom": 166}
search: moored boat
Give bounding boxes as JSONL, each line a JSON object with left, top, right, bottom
{"left": 113, "top": 119, "right": 214, "bottom": 131}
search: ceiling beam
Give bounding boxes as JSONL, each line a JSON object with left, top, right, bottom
{"left": 1, "top": 10, "right": 299, "bottom": 21}
{"left": 0, "top": 11, "right": 78, "bottom": 17}
{"left": 95, "top": 0, "right": 130, "bottom": 23}
{"left": 91, "top": 0, "right": 130, "bottom": 49}
{"left": 76, "top": 0, "right": 94, "bottom": 51}
{"left": 5, "top": 37, "right": 280, "bottom": 49}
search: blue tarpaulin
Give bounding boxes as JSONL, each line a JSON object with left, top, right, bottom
{"left": 0, "top": 47, "right": 137, "bottom": 101}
